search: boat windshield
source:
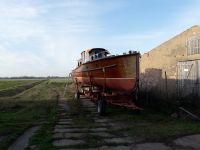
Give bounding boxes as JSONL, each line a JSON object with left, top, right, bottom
{"left": 79, "top": 48, "right": 110, "bottom": 65}
{"left": 90, "top": 51, "right": 109, "bottom": 61}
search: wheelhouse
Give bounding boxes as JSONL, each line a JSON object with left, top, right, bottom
{"left": 78, "top": 48, "right": 110, "bottom": 66}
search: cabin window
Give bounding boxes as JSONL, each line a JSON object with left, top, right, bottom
{"left": 81, "top": 52, "right": 85, "bottom": 63}
{"left": 78, "top": 61, "right": 82, "bottom": 66}
{"left": 88, "top": 48, "right": 109, "bottom": 61}
{"left": 187, "top": 36, "right": 200, "bottom": 55}
{"left": 98, "top": 53, "right": 102, "bottom": 58}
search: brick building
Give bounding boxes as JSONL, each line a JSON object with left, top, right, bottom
{"left": 140, "top": 25, "right": 200, "bottom": 101}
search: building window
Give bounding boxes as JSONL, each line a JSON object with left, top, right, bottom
{"left": 187, "top": 36, "right": 200, "bottom": 55}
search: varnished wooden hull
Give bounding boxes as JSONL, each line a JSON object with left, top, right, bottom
{"left": 72, "top": 53, "right": 139, "bottom": 92}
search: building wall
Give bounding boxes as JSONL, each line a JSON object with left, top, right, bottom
{"left": 140, "top": 25, "right": 200, "bottom": 100}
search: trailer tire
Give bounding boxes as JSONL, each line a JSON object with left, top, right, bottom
{"left": 97, "top": 98, "right": 106, "bottom": 115}
{"left": 74, "top": 91, "right": 80, "bottom": 100}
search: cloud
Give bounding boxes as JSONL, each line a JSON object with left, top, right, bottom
{"left": 0, "top": 0, "right": 121, "bottom": 76}
{"left": 0, "top": 0, "right": 199, "bottom": 77}
{"left": 0, "top": 45, "right": 49, "bottom": 76}
{"left": 0, "top": 0, "right": 45, "bottom": 41}
{"left": 0, "top": 5, "right": 38, "bottom": 19}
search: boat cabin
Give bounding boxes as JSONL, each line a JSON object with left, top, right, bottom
{"left": 78, "top": 48, "right": 110, "bottom": 66}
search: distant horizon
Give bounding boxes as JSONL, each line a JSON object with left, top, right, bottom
{"left": 0, "top": 0, "right": 200, "bottom": 76}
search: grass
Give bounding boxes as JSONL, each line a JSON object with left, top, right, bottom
{"left": 48, "top": 78, "right": 70, "bottom": 83}
{"left": 26, "top": 124, "right": 56, "bottom": 150}
{"left": 0, "top": 80, "right": 45, "bottom": 97}
{"left": 0, "top": 79, "right": 41, "bottom": 90}
{"left": 1, "top": 79, "right": 200, "bottom": 149}
{"left": 0, "top": 80, "right": 65, "bottom": 149}
{"left": 107, "top": 106, "right": 200, "bottom": 141}
{"left": 66, "top": 87, "right": 200, "bottom": 142}
{"left": 25, "top": 79, "right": 67, "bottom": 150}
{"left": 61, "top": 84, "right": 200, "bottom": 146}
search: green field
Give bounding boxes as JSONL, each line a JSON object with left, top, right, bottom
{"left": 0, "top": 79, "right": 41, "bottom": 90}
{"left": 0, "top": 79, "right": 65, "bottom": 149}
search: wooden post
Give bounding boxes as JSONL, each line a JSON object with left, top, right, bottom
{"left": 165, "top": 71, "right": 168, "bottom": 100}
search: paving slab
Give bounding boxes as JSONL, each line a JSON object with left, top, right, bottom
{"left": 53, "top": 139, "right": 84, "bottom": 146}
{"left": 134, "top": 143, "right": 171, "bottom": 150}
{"left": 95, "top": 122, "right": 110, "bottom": 127}
{"left": 94, "top": 125, "right": 110, "bottom": 128}
{"left": 0, "top": 136, "right": 6, "bottom": 142}
{"left": 84, "top": 109, "right": 96, "bottom": 113}
{"left": 90, "top": 112, "right": 98, "bottom": 115}
{"left": 53, "top": 132, "right": 84, "bottom": 139}
{"left": 90, "top": 128, "right": 108, "bottom": 132}
{"left": 55, "top": 125, "right": 82, "bottom": 129}
{"left": 58, "top": 108, "right": 65, "bottom": 111}
{"left": 100, "top": 146, "right": 131, "bottom": 150}
{"left": 58, "top": 121, "right": 73, "bottom": 125}
{"left": 53, "top": 133, "right": 65, "bottom": 139}
{"left": 95, "top": 119, "right": 111, "bottom": 123}
{"left": 86, "top": 114, "right": 97, "bottom": 117}
{"left": 61, "top": 148, "right": 98, "bottom": 150}
{"left": 107, "top": 122, "right": 120, "bottom": 127}
{"left": 54, "top": 128, "right": 88, "bottom": 133}
{"left": 89, "top": 132, "right": 115, "bottom": 138}
{"left": 81, "top": 100, "right": 96, "bottom": 107}
{"left": 54, "top": 128, "right": 111, "bottom": 133}
{"left": 58, "top": 102, "right": 69, "bottom": 111}
{"left": 104, "top": 137, "right": 133, "bottom": 144}
{"left": 59, "top": 119, "right": 73, "bottom": 122}
{"left": 174, "top": 148, "right": 193, "bottom": 150}
{"left": 29, "top": 145, "right": 37, "bottom": 150}
{"left": 81, "top": 106, "right": 96, "bottom": 109}
{"left": 174, "top": 134, "right": 200, "bottom": 150}
{"left": 60, "top": 113, "right": 67, "bottom": 116}
{"left": 83, "top": 107, "right": 96, "bottom": 110}
{"left": 64, "top": 133, "right": 85, "bottom": 138}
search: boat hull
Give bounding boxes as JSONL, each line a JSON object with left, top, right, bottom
{"left": 72, "top": 53, "right": 139, "bottom": 92}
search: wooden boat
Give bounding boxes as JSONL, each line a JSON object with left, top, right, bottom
{"left": 72, "top": 48, "right": 140, "bottom": 114}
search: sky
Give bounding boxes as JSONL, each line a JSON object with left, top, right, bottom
{"left": 0, "top": 0, "right": 199, "bottom": 77}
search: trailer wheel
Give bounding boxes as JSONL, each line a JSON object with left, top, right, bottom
{"left": 97, "top": 98, "right": 106, "bottom": 115}
{"left": 74, "top": 91, "right": 80, "bottom": 100}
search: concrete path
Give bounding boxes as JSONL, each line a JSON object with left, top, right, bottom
{"left": 174, "top": 134, "right": 200, "bottom": 150}
{"left": 53, "top": 96, "right": 200, "bottom": 150}
{"left": 0, "top": 136, "right": 6, "bottom": 142}
{"left": 8, "top": 126, "right": 40, "bottom": 150}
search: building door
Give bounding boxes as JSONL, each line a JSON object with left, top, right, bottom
{"left": 177, "top": 60, "right": 200, "bottom": 98}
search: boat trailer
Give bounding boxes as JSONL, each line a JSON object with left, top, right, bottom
{"left": 74, "top": 76, "right": 142, "bottom": 115}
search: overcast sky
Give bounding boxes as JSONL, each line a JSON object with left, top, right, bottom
{"left": 0, "top": 0, "right": 199, "bottom": 77}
